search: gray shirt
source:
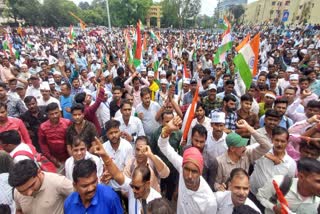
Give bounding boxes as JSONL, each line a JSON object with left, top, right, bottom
{"left": 135, "top": 101, "right": 161, "bottom": 136}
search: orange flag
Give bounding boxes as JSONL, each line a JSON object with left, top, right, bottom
{"left": 235, "top": 33, "right": 250, "bottom": 52}
{"left": 183, "top": 64, "right": 191, "bottom": 79}
{"left": 182, "top": 86, "right": 199, "bottom": 141}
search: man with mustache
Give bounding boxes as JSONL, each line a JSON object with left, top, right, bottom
{"left": 214, "top": 119, "right": 272, "bottom": 191}
{"left": 220, "top": 94, "right": 238, "bottom": 133}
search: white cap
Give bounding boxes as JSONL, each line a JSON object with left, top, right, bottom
{"left": 183, "top": 78, "right": 190, "bottom": 84}
{"left": 141, "top": 66, "right": 147, "bottom": 72}
{"left": 286, "top": 66, "right": 295, "bottom": 73}
{"left": 291, "top": 57, "right": 299, "bottom": 63}
{"left": 53, "top": 70, "right": 62, "bottom": 76}
{"left": 147, "top": 71, "right": 154, "bottom": 77}
{"left": 87, "top": 72, "right": 95, "bottom": 79}
{"left": 103, "top": 70, "right": 111, "bottom": 77}
{"left": 40, "top": 81, "right": 50, "bottom": 91}
{"left": 211, "top": 111, "right": 225, "bottom": 124}
{"left": 265, "top": 93, "right": 276, "bottom": 100}
{"left": 20, "top": 64, "right": 28, "bottom": 68}
{"left": 207, "top": 83, "right": 217, "bottom": 91}
{"left": 260, "top": 67, "right": 268, "bottom": 72}
{"left": 289, "top": 74, "right": 299, "bottom": 81}
{"left": 160, "top": 79, "right": 168, "bottom": 85}
{"left": 300, "top": 49, "right": 308, "bottom": 55}
{"left": 308, "top": 44, "right": 315, "bottom": 49}
{"left": 48, "top": 78, "right": 55, "bottom": 84}
{"left": 160, "top": 70, "right": 166, "bottom": 76}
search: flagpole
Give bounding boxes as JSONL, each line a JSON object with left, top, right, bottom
{"left": 106, "top": 0, "right": 111, "bottom": 32}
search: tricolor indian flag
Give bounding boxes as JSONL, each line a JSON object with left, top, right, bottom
{"left": 235, "top": 33, "right": 250, "bottom": 52}
{"left": 68, "top": 25, "right": 76, "bottom": 41}
{"left": 150, "top": 30, "right": 160, "bottom": 43}
{"left": 133, "top": 21, "right": 142, "bottom": 68}
{"left": 214, "top": 17, "right": 232, "bottom": 65}
{"left": 233, "top": 33, "right": 260, "bottom": 90}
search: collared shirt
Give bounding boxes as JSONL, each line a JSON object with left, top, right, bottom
{"left": 215, "top": 191, "right": 261, "bottom": 214}
{"left": 225, "top": 111, "right": 237, "bottom": 131}
{"left": 0, "top": 173, "right": 15, "bottom": 214}
{"left": 286, "top": 98, "right": 308, "bottom": 123}
{"left": 135, "top": 101, "right": 161, "bottom": 136}
{"left": 121, "top": 177, "right": 161, "bottom": 214}
{"left": 115, "top": 116, "right": 145, "bottom": 145}
{"left": 10, "top": 143, "right": 34, "bottom": 163}
{"left": 26, "top": 86, "right": 42, "bottom": 100}
{"left": 15, "top": 172, "right": 74, "bottom": 214}
{"left": 187, "top": 117, "right": 212, "bottom": 145}
{"left": 60, "top": 95, "right": 73, "bottom": 120}
{"left": 182, "top": 91, "right": 194, "bottom": 105}
{"left": 0, "top": 117, "right": 32, "bottom": 145}
{"left": 257, "top": 175, "right": 320, "bottom": 214}
{"left": 28, "top": 66, "right": 41, "bottom": 75}
{"left": 3, "top": 95, "right": 27, "bottom": 117}
{"left": 250, "top": 149, "right": 296, "bottom": 195}
{"left": 103, "top": 138, "right": 133, "bottom": 190}
{"left": 206, "top": 132, "right": 228, "bottom": 159}
{"left": 215, "top": 131, "right": 272, "bottom": 188}
{"left": 124, "top": 155, "right": 170, "bottom": 193}
{"left": 65, "top": 152, "right": 103, "bottom": 181}
{"left": 38, "top": 118, "right": 72, "bottom": 162}
{"left": 66, "top": 120, "right": 97, "bottom": 148}
{"left": 37, "top": 96, "right": 61, "bottom": 110}
{"left": 158, "top": 136, "right": 218, "bottom": 214}
{"left": 64, "top": 184, "right": 123, "bottom": 214}
{"left": 19, "top": 107, "right": 48, "bottom": 152}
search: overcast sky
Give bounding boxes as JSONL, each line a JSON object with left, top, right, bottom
{"left": 72, "top": 0, "right": 258, "bottom": 16}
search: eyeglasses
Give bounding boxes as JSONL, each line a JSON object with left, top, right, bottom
{"left": 129, "top": 183, "right": 144, "bottom": 191}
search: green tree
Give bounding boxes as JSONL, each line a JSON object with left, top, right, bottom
{"left": 5, "top": 0, "right": 43, "bottom": 24}
{"left": 161, "top": 0, "right": 179, "bottom": 28}
{"left": 78, "top": 1, "right": 91, "bottom": 10}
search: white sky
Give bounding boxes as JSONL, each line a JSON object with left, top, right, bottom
{"left": 72, "top": 0, "right": 258, "bottom": 16}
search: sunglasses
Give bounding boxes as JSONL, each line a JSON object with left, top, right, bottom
{"left": 129, "top": 183, "right": 144, "bottom": 191}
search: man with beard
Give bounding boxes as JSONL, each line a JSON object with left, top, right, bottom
{"left": 215, "top": 168, "right": 261, "bottom": 213}
{"left": 259, "top": 98, "right": 293, "bottom": 129}
{"left": 66, "top": 103, "right": 97, "bottom": 154}
{"left": 183, "top": 78, "right": 198, "bottom": 106}
{"left": 8, "top": 159, "right": 73, "bottom": 214}
{"left": 115, "top": 100, "right": 145, "bottom": 145}
{"left": 157, "top": 116, "right": 218, "bottom": 213}
{"left": 202, "top": 83, "right": 222, "bottom": 116}
{"left": 0, "top": 82, "right": 26, "bottom": 117}
{"left": 136, "top": 87, "right": 161, "bottom": 137}
{"left": 109, "top": 86, "right": 123, "bottom": 118}
{"left": 20, "top": 96, "right": 48, "bottom": 152}
{"left": 257, "top": 158, "right": 320, "bottom": 214}
{"left": 251, "top": 109, "right": 281, "bottom": 145}
{"left": 92, "top": 137, "right": 161, "bottom": 214}
{"left": 220, "top": 94, "right": 238, "bottom": 133}
{"left": 64, "top": 159, "right": 123, "bottom": 213}
{"left": 215, "top": 120, "right": 272, "bottom": 191}
{"left": 60, "top": 82, "right": 73, "bottom": 120}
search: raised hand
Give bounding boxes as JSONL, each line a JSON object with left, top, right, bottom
{"left": 92, "top": 136, "right": 108, "bottom": 158}
{"left": 236, "top": 119, "right": 249, "bottom": 129}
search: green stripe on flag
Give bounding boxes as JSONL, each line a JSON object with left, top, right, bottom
{"left": 234, "top": 53, "right": 252, "bottom": 90}
{"left": 214, "top": 41, "right": 232, "bottom": 64}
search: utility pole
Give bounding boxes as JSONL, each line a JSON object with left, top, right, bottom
{"left": 106, "top": 0, "right": 111, "bottom": 32}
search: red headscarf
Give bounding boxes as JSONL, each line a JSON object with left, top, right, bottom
{"left": 182, "top": 147, "right": 204, "bottom": 174}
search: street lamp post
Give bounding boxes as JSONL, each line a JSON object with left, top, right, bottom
{"left": 106, "top": 0, "right": 111, "bottom": 32}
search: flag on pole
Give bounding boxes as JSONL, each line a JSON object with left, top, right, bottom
{"left": 235, "top": 33, "right": 250, "bottom": 52}
{"left": 214, "top": 17, "right": 232, "bottom": 65}
{"left": 133, "top": 21, "right": 142, "bottom": 68}
{"left": 68, "top": 25, "right": 76, "bottom": 41}
{"left": 69, "top": 12, "right": 87, "bottom": 30}
{"left": 272, "top": 180, "right": 290, "bottom": 214}
{"left": 183, "top": 64, "right": 191, "bottom": 79}
{"left": 17, "top": 24, "right": 24, "bottom": 37}
{"left": 181, "top": 86, "right": 199, "bottom": 142}
{"left": 139, "top": 20, "right": 145, "bottom": 31}
{"left": 150, "top": 30, "right": 160, "bottom": 43}
{"left": 233, "top": 33, "right": 260, "bottom": 90}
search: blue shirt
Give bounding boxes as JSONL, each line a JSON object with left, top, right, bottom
{"left": 60, "top": 95, "right": 74, "bottom": 120}
{"left": 64, "top": 184, "right": 123, "bottom": 214}
{"left": 259, "top": 115, "right": 293, "bottom": 129}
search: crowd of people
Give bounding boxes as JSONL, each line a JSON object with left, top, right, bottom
{"left": 0, "top": 23, "right": 319, "bottom": 214}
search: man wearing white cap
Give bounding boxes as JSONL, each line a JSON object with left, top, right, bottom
{"left": 178, "top": 78, "right": 190, "bottom": 106}
{"left": 26, "top": 74, "right": 42, "bottom": 100}
{"left": 278, "top": 66, "right": 294, "bottom": 91}
{"left": 37, "top": 81, "right": 61, "bottom": 110}
{"left": 18, "top": 64, "right": 31, "bottom": 81}
{"left": 155, "top": 79, "right": 168, "bottom": 107}
{"left": 147, "top": 70, "right": 159, "bottom": 101}
{"left": 288, "top": 73, "right": 299, "bottom": 88}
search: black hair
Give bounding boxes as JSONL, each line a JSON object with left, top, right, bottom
{"left": 307, "top": 100, "right": 320, "bottom": 109}
{"left": 8, "top": 159, "right": 39, "bottom": 187}
{"left": 24, "top": 96, "right": 37, "bottom": 105}
{"left": 203, "top": 68, "right": 211, "bottom": 75}
{"left": 229, "top": 168, "right": 249, "bottom": 181}
{"left": 285, "top": 86, "right": 298, "bottom": 93}
{"left": 0, "top": 103, "right": 7, "bottom": 110}
{"left": 303, "top": 68, "right": 316, "bottom": 76}
{"left": 0, "top": 130, "right": 21, "bottom": 145}
{"left": 74, "top": 92, "right": 86, "bottom": 103}
{"left": 132, "top": 165, "right": 151, "bottom": 182}
{"left": 71, "top": 103, "right": 85, "bottom": 113}
{"left": 61, "top": 82, "right": 71, "bottom": 90}
{"left": 201, "top": 76, "right": 211, "bottom": 86}
{"left": 0, "top": 82, "right": 7, "bottom": 90}
{"left": 272, "top": 126, "right": 289, "bottom": 140}
{"left": 73, "top": 159, "right": 97, "bottom": 183}
{"left": 240, "top": 94, "right": 253, "bottom": 102}
{"left": 147, "top": 198, "right": 174, "bottom": 214}
{"left": 297, "top": 157, "right": 320, "bottom": 174}
{"left": 71, "top": 136, "right": 87, "bottom": 148}
{"left": 191, "top": 124, "right": 208, "bottom": 140}
{"left": 223, "top": 94, "right": 237, "bottom": 103}
{"left": 112, "top": 85, "right": 122, "bottom": 93}
{"left": 45, "top": 102, "right": 59, "bottom": 113}
{"left": 160, "top": 110, "right": 174, "bottom": 121}
{"left": 225, "top": 79, "right": 235, "bottom": 86}
{"left": 120, "top": 100, "right": 132, "bottom": 109}
{"left": 232, "top": 204, "right": 260, "bottom": 214}
{"left": 0, "top": 150, "right": 14, "bottom": 174}
{"left": 274, "top": 97, "right": 288, "bottom": 106}
{"left": 117, "top": 67, "right": 125, "bottom": 76}
{"left": 0, "top": 204, "right": 11, "bottom": 214}
{"left": 267, "top": 73, "right": 278, "bottom": 79}
{"left": 140, "top": 87, "right": 151, "bottom": 98}
{"left": 105, "top": 119, "right": 120, "bottom": 131}
{"left": 265, "top": 109, "right": 281, "bottom": 119}
{"left": 135, "top": 136, "right": 149, "bottom": 145}
{"left": 195, "top": 102, "right": 206, "bottom": 111}
{"left": 132, "top": 76, "right": 140, "bottom": 83}
{"left": 299, "top": 141, "right": 320, "bottom": 158}
{"left": 71, "top": 78, "right": 80, "bottom": 83}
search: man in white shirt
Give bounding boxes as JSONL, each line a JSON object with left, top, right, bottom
{"left": 26, "top": 74, "right": 42, "bottom": 100}
{"left": 37, "top": 81, "right": 61, "bottom": 110}
{"left": 92, "top": 137, "right": 161, "bottom": 214}
{"left": 64, "top": 137, "right": 103, "bottom": 181}
{"left": 250, "top": 127, "right": 296, "bottom": 196}
{"left": 215, "top": 168, "right": 261, "bottom": 214}
{"left": 115, "top": 100, "right": 145, "bottom": 146}
{"left": 158, "top": 116, "right": 218, "bottom": 214}
{"left": 136, "top": 87, "right": 161, "bottom": 137}
{"left": 257, "top": 158, "right": 320, "bottom": 214}
{"left": 102, "top": 119, "right": 133, "bottom": 191}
